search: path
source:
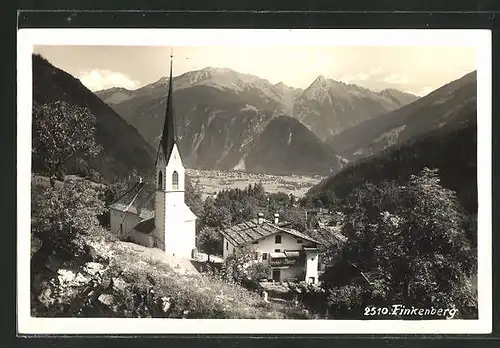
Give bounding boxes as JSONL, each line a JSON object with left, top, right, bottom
{"left": 117, "top": 241, "right": 200, "bottom": 276}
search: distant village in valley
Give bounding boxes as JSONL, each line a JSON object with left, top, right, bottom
{"left": 186, "top": 168, "right": 324, "bottom": 199}
{"left": 29, "top": 45, "right": 479, "bottom": 321}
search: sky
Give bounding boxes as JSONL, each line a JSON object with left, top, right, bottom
{"left": 34, "top": 45, "right": 476, "bottom": 97}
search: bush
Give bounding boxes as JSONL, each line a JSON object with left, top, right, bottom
{"left": 224, "top": 247, "right": 267, "bottom": 283}
{"left": 246, "top": 261, "right": 271, "bottom": 282}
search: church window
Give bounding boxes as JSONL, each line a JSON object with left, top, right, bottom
{"left": 172, "top": 171, "right": 179, "bottom": 190}
{"left": 158, "top": 171, "right": 163, "bottom": 189}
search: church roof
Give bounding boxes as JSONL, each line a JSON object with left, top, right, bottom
{"left": 133, "top": 217, "right": 155, "bottom": 234}
{"left": 220, "top": 218, "right": 321, "bottom": 248}
{"left": 166, "top": 203, "right": 198, "bottom": 222}
{"left": 109, "top": 182, "right": 155, "bottom": 216}
{"left": 156, "top": 55, "right": 177, "bottom": 165}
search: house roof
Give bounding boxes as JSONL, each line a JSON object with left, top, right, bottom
{"left": 305, "top": 226, "right": 347, "bottom": 250}
{"left": 220, "top": 218, "right": 321, "bottom": 247}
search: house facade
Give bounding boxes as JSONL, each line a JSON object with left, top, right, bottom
{"left": 220, "top": 213, "right": 323, "bottom": 284}
{"left": 108, "top": 56, "right": 197, "bottom": 259}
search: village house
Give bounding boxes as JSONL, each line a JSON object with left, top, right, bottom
{"left": 219, "top": 212, "right": 324, "bottom": 284}
{"left": 108, "top": 57, "right": 197, "bottom": 259}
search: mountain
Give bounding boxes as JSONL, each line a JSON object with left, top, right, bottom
{"left": 327, "top": 71, "right": 476, "bottom": 160}
{"left": 96, "top": 67, "right": 341, "bottom": 175}
{"left": 91, "top": 87, "right": 136, "bottom": 105}
{"left": 292, "top": 76, "right": 419, "bottom": 141}
{"left": 32, "top": 54, "right": 156, "bottom": 183}
{"left": 378, "top": 88, "right": 419, "bottom": 106}
{"left": 310, "top": 119, "right": 476, "bottom": 208}
{"left": 96, "top": 67, "right": 415, "bottom": 174}
{"left": 240, "top": 116, "right": 344, "bottom": 175}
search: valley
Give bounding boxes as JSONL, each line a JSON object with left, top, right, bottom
{"left": 186, "top": 168, "right": 324, "bottom": 199}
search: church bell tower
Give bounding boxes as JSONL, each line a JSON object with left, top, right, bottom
{"left": 154, "top": 53, "right": 195, "bottom": 256}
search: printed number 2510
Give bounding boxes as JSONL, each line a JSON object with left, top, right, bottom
{"left": 364, "top": 306, "right": 389, "bottom": 316}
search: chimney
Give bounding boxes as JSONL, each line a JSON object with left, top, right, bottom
{"left": 258, "top": 213, "right": 264, "bottom": 225}
{"left": 274, "top": 213, "right": 279, "bottom": 225}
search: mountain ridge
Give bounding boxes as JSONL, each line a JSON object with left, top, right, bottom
{"left": 326, "top": 70, "right": 477, "bottom": 160}
{"left": 32, "top": 54, "right": 156, "bottom": 183}
{"left": 95, "top": 66, "right": 418, "bottom": 165}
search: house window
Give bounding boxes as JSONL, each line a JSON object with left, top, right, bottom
{"left": 172, "top": 171, "right": 179, "bottom": 190}
{"left": 252, "top": 241, "right": 258, "bottom": 244}
{"left": 158, "top": 171, "right": 163, "bottom": 189}
{"left": 274, "top": 248, "right": 280, "bottom": 252}
{"left": 297, "top": 239, "right": 303, "bottom": 244}
{"left": 275, "top": 235, "right": 282, "bottom": 244}
{"left": 262, "top": 253, "right": 268, "bottom": 261}
{"left": 254, "top": 252, "right": 258, "bottom": 260}
{"left": 226, "top": 241, "right": 228, "bottom": 251}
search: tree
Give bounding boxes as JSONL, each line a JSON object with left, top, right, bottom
{"left": 32, "top": 101, "right": 102, "bottom": 183}
{"left": 31, "top": 179, "right": 106, "bottom": 264}
{"left": 199, "top": 198, "right": 232, "bottom": 230}
{"left": 196, "top": 227, "right": 223, "bottom": 262}
{"left": 185, "top": 176, "right": 204, "bottom": 218}
{"left": 324, "top": 168, "right": 477, "bottom": 318}
{"left": 280, "top": 207, "right": 308, "bottom": 232}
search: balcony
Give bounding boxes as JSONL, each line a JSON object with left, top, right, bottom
{"left": 269, "top": 250, "right": 305, "bottom": 267}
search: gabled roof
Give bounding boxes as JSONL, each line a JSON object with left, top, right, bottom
{"left": 220, "top": 218, "right": 321, "bottom": 247}
{"left": 305, "top": 226, "right": 347, "bottom": 250}
{"left": 109, "top": 182, "right": 155, "bottom": 216}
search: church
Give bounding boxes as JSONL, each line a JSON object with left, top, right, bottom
{"left": 108, "top": 57, "right": 197, "bottom": 259}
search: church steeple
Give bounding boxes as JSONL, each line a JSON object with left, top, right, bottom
{"left": 158, "top": 52, "right": 177, "bottom": 164}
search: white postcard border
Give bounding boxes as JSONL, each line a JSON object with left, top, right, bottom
{"left": 17, "top": 28, "right": 492, "bottom": 335}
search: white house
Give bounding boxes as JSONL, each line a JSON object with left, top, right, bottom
{"left": 219, "top": 213, "right": 324, "bottom": 284}
{"left": 109, "top": 57, "right": 197, "bottom": 259}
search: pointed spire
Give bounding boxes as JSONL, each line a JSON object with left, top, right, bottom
{"left": 158, "top": 50, "right": 177, "bottom": 164}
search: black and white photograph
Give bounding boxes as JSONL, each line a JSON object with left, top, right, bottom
{"left": 17, "top": 29, "right": 491, "bottom": 334}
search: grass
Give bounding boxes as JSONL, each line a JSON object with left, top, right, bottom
{"left": 103, "top": 239, "right": 313, "bottom": 319}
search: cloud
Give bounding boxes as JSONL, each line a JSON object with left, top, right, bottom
{"left": 404, "top": 86, "right": 434, "bottom": 97}
{"left": 415, "top": 86, "right": 434, "bottom": 97}
{"left": 79, "top": 69, "right": 140, "bottom": 91}
{"left": 383, "top": 73, "right": 409, "bottom": 85}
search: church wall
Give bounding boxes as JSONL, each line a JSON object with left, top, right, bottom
{"left": 110, "top": 208, "right": 142, "bottom": 239}
{"left": 129, "top": 230, "right": 154, "bottom": 248}
{"left": 163, "top": 145, "right": 185, "bottom": 192}
{"left": 164, "top": 219, "right": 196, "bottom": 258}
{"left": 154, "top": 192, "right": 166, "bottom": 248}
